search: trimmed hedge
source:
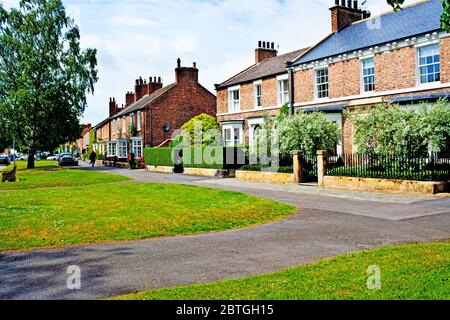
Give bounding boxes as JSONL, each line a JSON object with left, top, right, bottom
{"left": 144, "top": 147, "right": 246, "bottom": 170}
{"left": 240, "top": 165, "right": 294, "bottom": 174}
{"left": 144, "top": 148, "right": 174, "bottom": 167}
{"left": 181, "top": 147, "right": 246, "bottom": 170}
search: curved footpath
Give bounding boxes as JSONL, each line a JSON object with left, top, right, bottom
{"left": 1, "top": 168, "right": 449, "bottom": 300}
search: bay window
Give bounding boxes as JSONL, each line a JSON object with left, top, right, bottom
{"left": 118, "top": 139, "right": 128, "bottom": 159}
{"left": 222, "top": 123, "right": 243, "bottom": 147}
{"left": 107, "top": 141, "right": 117, "bottom": 157}
{"left": 131, "top": 138, "right": 143, "bottom": 158}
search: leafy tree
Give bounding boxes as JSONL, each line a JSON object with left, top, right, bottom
{"left": 347, "top": 104, "right": 425, "bottom": 156}
{"left": 179, "top": 113, "right": 219, "bottom": 146}
{"left": 387, "top": 0, "right": 449, "bottom": 31}
{"left": 257, "top": 110, "right": 341, "bottom": 159}
{"left": 277, "top": 112, "right": 341, "bottom": 157}
{"left": 347, "top": 100, "right": 450, "bottom": 156}
{"left": 418, "top": 99, "right": 450, "bottom": 154}
{"left": 0, "top": 0, "right": 98, "bottom": 168}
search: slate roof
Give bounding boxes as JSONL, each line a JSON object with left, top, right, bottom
{"left": 217, "top": 48, "right": 309, "bottom": 89}
{"left": 93, "top": 83, "right": 176, "bottom": 129}
{"left": 113, "top": 83, "right": 176, "bottom": 118}
{"left": 292, "top": 0, "right": 443, "bottom": 66}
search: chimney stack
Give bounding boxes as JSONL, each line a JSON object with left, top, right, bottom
{"left": 134, "top": 75, "right": 163, "bottom": 101}
{"left": 125, "top": 91, "right": 135, "bottom": 107}
{"left": 109, "top": 97, "right": 118, "bottom": 117}
{"left": 255, "top": 41, "right": 278, "bottom": 64}
{"left": 175, "top": 58, "right": 199, "bottom": 84}
{"left": 330, "top": 0, "right": 369, "bottom": 33}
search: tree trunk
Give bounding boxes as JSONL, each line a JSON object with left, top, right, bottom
{"left": 27, "top": 152, "right": 35, "bottom": 169}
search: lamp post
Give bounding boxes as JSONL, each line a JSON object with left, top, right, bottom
{"left": 13, "top": 138, "right": 16, "bottom": 167}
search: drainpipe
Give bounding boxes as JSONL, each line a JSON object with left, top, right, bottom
{"left": 287, "top": 64, "right": 295, "bottom": 117}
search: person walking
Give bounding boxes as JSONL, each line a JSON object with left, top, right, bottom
{"left": 89, "top": 150, "right": 97, "bottom": 168}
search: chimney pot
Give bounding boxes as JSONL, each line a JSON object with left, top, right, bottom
{"left": 331, "top": 0, "right": 365, "bottom": 32}
{"left": 193, "top": 62, "right": 197, "bottom": 68}
{"left": 158, "top": 76, "right": 161, "bottom": 83}
{"left": 258, "top": 40, "right": 262, "bottom": 48}
{"left": 177, "top": 58, "right": 181, "bottom": 68}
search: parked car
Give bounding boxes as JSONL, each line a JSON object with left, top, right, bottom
{"left": 58, "top": 154, "right": 78, "bottom": 166}
{"left": 18, "top": 155, "right": 28, "bottom": 161}
{"left": 8, "top": 154, "right": 19, "bottom": 161}
{"left": 47, "top": 155, "right": 59, "bottom": 161}
{"left": 0, "top": 155, "right": 11, "bottom": 165}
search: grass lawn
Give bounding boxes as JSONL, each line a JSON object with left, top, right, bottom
{"left": 0, "top": 160, "right": 130, "bottom": 190}
{"left": 0, "top": 183, "right": 295, "bottom": 251}
{"left": 113, "top": 241, "right": 450, "bottom": 300}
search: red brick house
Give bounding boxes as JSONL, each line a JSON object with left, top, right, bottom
{"left": 93, "top": 59, "right": 216, "bottom": 161}
{"left": 216, "top": 0, "right": 450, "bottom": 155}
{"left": 215, "top": 44, "right": 308, "bottom": 149}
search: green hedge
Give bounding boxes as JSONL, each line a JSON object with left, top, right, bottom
{"left": 144, "top": 148, "right": 174, "bottom": 167}
{"left": 144, "top": 147, "right": 246, "bottom": 170}
{"left": 182, "top": 147, "right": 246, "bottom": 170}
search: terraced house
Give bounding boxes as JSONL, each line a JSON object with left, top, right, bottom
{"left": 93, "top": 59, "right": 216, "bottom": 161}
{"left": 216, "top": 0, "right": 450, "bottom": 154}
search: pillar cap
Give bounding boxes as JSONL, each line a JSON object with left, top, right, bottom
{"left": 317, "top": 150, "right": 328, "bottom": 156}
{"left": 292, "top": 150, "right": 304, "bottom": 156}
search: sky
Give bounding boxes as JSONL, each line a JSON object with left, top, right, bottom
{"left": 1, "top": 0, "right": 418, "bottom": 125}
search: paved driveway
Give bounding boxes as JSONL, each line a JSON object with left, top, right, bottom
{"left": 1, "top": 169, "right": 449, "bottom": 300}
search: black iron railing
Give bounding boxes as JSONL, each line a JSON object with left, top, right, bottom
{"left": 326, "top": 153, "right": 450, "bottom": 182}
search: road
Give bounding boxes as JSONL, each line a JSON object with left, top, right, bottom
{"left": 0, "top": 168, "right": 449, "bottom": 300}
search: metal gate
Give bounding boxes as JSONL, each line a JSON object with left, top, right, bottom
{"left": 301, "top": 153, "right": 318, "bottom": 183}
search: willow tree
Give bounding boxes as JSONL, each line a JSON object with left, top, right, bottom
{"left": 0, "top": 0, "right": 97, "bottom": 168}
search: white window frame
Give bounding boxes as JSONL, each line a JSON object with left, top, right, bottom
{"left": 222, "top": 122, "right": 244, "bottom": 147}
{"left": 324, "top": 113, "right": 343, "bottom": 156}
{"left": 107, "top": 141, "right": 117, "bottom": 157}
{"left": 277, "top": 74, "right": 289, "bottom": 106}
{"left": 131, "top": 138, "right": 143, "bottom": 158}
{"left": 228, "top": 85, "right": 241, "bottom": 113}
{"left": 137, "top": 111, "right": 142, "bottom": 131}
{"left": 360, "top": 57, "right": 375, "bottom": 94}
{"left": 129, "top": 113, "right": 134, "bottom": 128}
{"left": 253, "top": 80, "right": 262, "bottom": 109}
{"left": 416, "top": 42, "right": 441, "bottom": 86}
{"left": 314, "top": 67, "right": 329, "bottom": 100}
{"left": 117, "top": 139, "right": 128, "bottom": 159}
{"left": 248, "top": 117, "right": 265, "bottom": 153}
